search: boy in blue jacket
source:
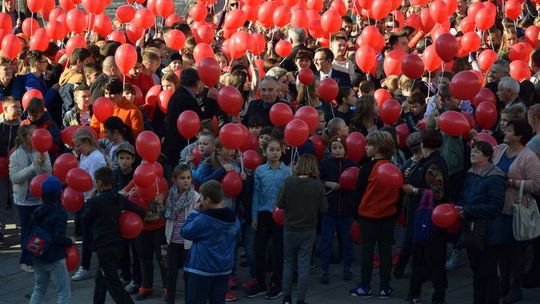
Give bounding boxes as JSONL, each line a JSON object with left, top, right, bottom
{"left": 181, "top": 180, "right": 240, "bottom": 304}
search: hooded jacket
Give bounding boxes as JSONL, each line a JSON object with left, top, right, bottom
{"left": 9, "top": 145, "right": 52, "bottom": 204}
{"left": 181, "top": 208, "right": 240, "bottom": 276}
{"left": 0, "top": 113, "right": 20, "bottom": 157}
{"left": 58, "top": 68, "right": 84, "bottom": 86}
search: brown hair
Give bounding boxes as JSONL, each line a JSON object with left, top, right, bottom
{"left": 366, "top": 130, "right": 395, "bottom": 159}
{"left": 501, "top": 104, "right": 526, "bottom": 122}
{"left": 199, "top": 180, "right": 223, "bottom": 204}
{"left": 161, "top": 72, "right": 180, "bottom": 90}
{"left": 293, "top": 154, "right": 319, "bottom": 178}
{"left": 73, "top": 127, "right": 98, "bottom": 148}
{"left": 15, "top": 124, "right": 35, "bottom": 147}
{"left": 94, "top": 166, "right": 113, "bottom": 187}
{"left": 173, "top": 163, "right": 192, "bottom": 179}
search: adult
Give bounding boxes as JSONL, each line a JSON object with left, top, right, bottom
{"left": 163, "top": 68, "right": 203, "bottom": 169}
{"left": 59, "top": 47, "right": 93, "bottom": 115}
{"left": 458, "top": 141, "right": 506, "bottom": 304}
{"left": 497, "top": 77, "right": 527, "bottom": 111}
{"left": 402, "top": 130, "right": 450, "bottom": 304}
{"left": 281, "top": 28, "right": 310, "bottom": 72}
{"left": 243, "top": 76, "right": 288, "bottom": 127}
{"left": 314, "top": 48, "right": 352, "bottom": 87}
{"left": 90, "top": 56, "right": 121, "bottom": 103}
{"left": 267, "top": 67, "right": 295, "bottom": 106}
{"left": 89, "top": 78, "right": 144, "bottom": 138}
{"left": 493, "top": 120, "right": 540, "bottom": 304}
{"left": 486, "top": 60, "right": 509, "bottom": 111}
{"left": 8, "top": 125, "right": 52, "bottom": 272}
{"left": 531, "top": 49, "right": 540, "bottom": 104}
{"left": 330, "top": 34, "right": 356, "bottom": 81}
{"left": 350, "top": 95, "right": 381, "bottom": 136}
{"left": 388, "top": 32, "right": 410, "bottom": 53}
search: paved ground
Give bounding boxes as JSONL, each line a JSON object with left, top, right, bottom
{"left": 1, "top": 205, "right": 539, "bottom": 304}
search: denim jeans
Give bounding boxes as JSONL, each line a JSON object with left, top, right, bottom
{"left": 30, "top": 259, "right": 71, "bottom": 304}
{"left": 186, "top": 272, "right": 228, "bottom": 304}
{"left": 241, "top": 221, "right": 256, "bottom": 277}
{"left": 16, "top": 204, "right": 39, "bottom": 265}
{"left": 282, "top": 228, "right": 316, "bottom": 302}
{"left": 319, "top": 215, "right": 353, "bottom": 272}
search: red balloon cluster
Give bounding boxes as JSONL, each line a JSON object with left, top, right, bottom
{"left": 53, "top": 153, "right": 78, "bottom": 182}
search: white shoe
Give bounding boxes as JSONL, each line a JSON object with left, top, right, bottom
{"left": 446, "top": 249, "right": 465, "bottom": 270}
{"left": 124, "top": 281, "right": 140, "bottom": 294}
{"left": 20, "top": 264, "right": 34, "bottom": 273}
{"left": 71, "top": 266, "right": 90, "bottom": 281}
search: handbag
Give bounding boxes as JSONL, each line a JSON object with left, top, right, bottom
{"left": 458, "top": 218, "right": 488, "bottom": 252}
{"left": 512, "top": 180, "right": 540, "bottom": 241}
{"left": 413, "top": 189, "right": 434, "bottom": 245}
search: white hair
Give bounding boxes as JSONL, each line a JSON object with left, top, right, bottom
{"left": 498, "top": 76, "right": 520, "bottom": 94}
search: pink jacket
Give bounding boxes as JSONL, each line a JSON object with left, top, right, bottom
{"left": 493, "top": 144, "right": 540, "bottom": 215}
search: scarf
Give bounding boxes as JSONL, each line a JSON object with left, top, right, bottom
{"left": 164, "top": 185, "right": 195, "bottom": 220}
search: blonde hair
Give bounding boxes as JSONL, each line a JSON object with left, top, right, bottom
{"left": 73, "top": 128, "right": 97, "bottom": 147}
{"left": 293, "top": 154, "right": 319, "bottom": 178}
{"left": 366, "top": 130, "right": 395, "bottom": 159}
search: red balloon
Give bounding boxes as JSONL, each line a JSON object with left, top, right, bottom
{"left": 321, "top": 9, "right": 341, "bottom": 34}
{"left": 461, "top": 32, "right": 481, "bottom": 53}
{"left": 177, "top": 110, "right": 200, "bottom": 139}
{"left": 285, "top": 119, "right": 309, "bottom": 147}
{"left": 193, "top": 43, "right": 215, "bottom": 63}
{"left": 65, "top": 34, "right": 87, "bottom": 57}
{"left": 116, "top": 4, "right": 136, "bottom": 23}
{"left": 298, "top": 68, "right": 314, "bottom": 85}
{"left": 22, "top": 17, "right": 39, "bottom": 37}
{"left": 459, "top": 16, "right": 475, "bottom": 33}
{"left": 92, "top": 97, "right": 114, "bottom": 123}
{"left": 258, "top": 1, "right": 278, "bottom": 28}
{"left": 339, "top": 167, "right": 360, "bottom": 190}
{"left": 196, "top": 57, "right": 220, "bottom": 88}
{"left": 29, "top": 28, "right": 49, "bottom": 51}
{"left": 371, "top": 0, "right": 392, "bottom": 20}
{"left": 31, "top": 128, "right": 52, "bottom": 153}
{"left": 269, "top": 103, "right": 293, "bottom": 126}
{"left": 475, "top": 8, "right": 495, "bottom": 31}
{"left": 30, "top": 174, "right": 49, "bottom": 198}
{"left": 383, "top": 50, "right": 405, "bottom": 76}
{"left": 93, "top": 13, "right": 112, "bottom": 37}
{"left": 477, "top": 49, "right": 498, "bottom": 73}
{"left": 429, "top": 0, "right": 448, "bottom": 23}
{"left": 126, "top": 23, "right": 144, "bottom": 44}
{"left": 165, "top": 14, "right": 182, "bottom": 27}
{"left": 525, "top": 25, "right": 540, "bottom": 48}
{"left": 350, "top": 221, "right": 362, "bottom": 243}
{"left": 219, "top": 123, "right": 245, "bottom": 149}
{"left": 420, "top": 8, "right": 435, "bottom": 33}
{"left": 133, "top": 8, "right": 155, "bottom": 29}
{"left": 59, "top": 0, "right": 74, "bottom": 11}
{"left": 439, "top": 111, "right": 470, "bottom": 136}
{"left": 158, "top": 90, "right": 174, "bottom": 113}
{"left": 275, "top": 40, "right": 292, "bottom": 57}
{"left": 135, "top": 183, "right": 157, "bottom": 202}
{"left": 472, "top": 88, "right": 497, "bottom": 107}
{"left": 475, "top": 101, "right": 498, "bottom": 130}
{"left": 346, "top": 132, "right": 366, "bottom": 161}
{"left": 291, "top": 9, "right": 308, "bottom": 28}
{"left": 509, "top": 60, "right": 531, "bottom": 82}
{"left": 294, "top": 106, "right": 319, "bottom": 132}
{"left": 272, "top": 207, "right": 284, "bottom": 225}
{"left": 60, "top": 125, "right": 80, "bottom": 147}
{"left": 374, "top": 89, "right": 392, "bottom": 107}
{"left": 27, "top": 0, "right": 46, "bottom": 13}
{"left": 476, "top": 132, "right": 498, "bottom": 146}
{"left": 509, "top": 42, "right": 533, "bottom": 62}
{"left": 53, "top": 153, "right": 78, "bottom": 182}
{"left": 61, "top": 187, "right": 84, "bottom": 213}
{"left": 222, "top": 171, "right": 243, "bottom": 196}
{"left": 243, "top": 5, "right": 259, "bottom": 22}
{"left": 376, "top": 163, "right": 403, "bottom": 188}
{"left": 240, "top": 131, "right": 259, "bottom": 152}
{"left": 164, "top": 29, "right": 186, "bottom": 51}
{"left": 273, "top": 6, "right": 291, "bottom": 28}
{"left": 134, "top": 162, "right": 157, "bottom": 187}
{"left": 46, "top": 20, "right": 67, "bottom": 41}
{"left": 432, "top": 203, "right": 458, "bottom": 228}
{"left": 145, "top": 84, "right": 161, "bottom": 107}
{"left": 317, "top": 78, "right": 339, "bottom": 102}
{"left": 504, "top": 0, "right": 521, "bottom": 20}
{"left": 136, "top": 131, "right": 161, "bottom": 163}
{"left": 395, "top": 123, "right": 411, "bottom": 149}
{"left": 435, "top": 33, "right": 458, "bottom": 62}
{"left": 355, "top": 45, "right": 377, "bottom": 72}
{"left": 217, "top": 86, "right": 243, "bottom": 115}
{"left": 66, "top": 8, "right": 86, "bottom": 33}
{"left": 243, "top": 150, "right": 262, "bottom": 170}
{"left": 423, "top": 45, "right": 442, "bottom": 72}
{"left": 66, "top": 168, "right": 92, "bottom": 192}
{"left": 119, "top": 211, "right": 144, "bottom": 239}
{"left": 65, "top": 246, "right": 80, "bottom": 272}
{"left": 380, "top": 99, "right": 401, "bottom": 125}
{"left": 1, "top": 34, "right": 22, "bottom": 60}
{"left": 450, "top": 71, "right": 482, "bottom": 100}
{"left": 401, "top": 54, "right": 424, "bottom": 79}
{"left": 115, "top": 44, "right": 137, "bottom": 75}
{"left": 310, "top": 134, "right": 325, "bottom": 160}
{"left": 189, "top": 2, "right": 207, "bottom": 22}
{"left": 155, "top": 0, "right": 174, "bottom": 17}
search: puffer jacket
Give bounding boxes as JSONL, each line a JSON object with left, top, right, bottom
{"left": 181, "top": 208, "right": 240, "bottom": 276}
{"left": 461, "top": 163, "right": 506, "bottom": 245}
{"left": 31, "top": 203, "right": 73, "bottom": 264}
{"left": 8, "top": 146, "right": 52, "bottom": 203}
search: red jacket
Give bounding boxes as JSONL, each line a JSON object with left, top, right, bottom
{"left": 357, "top": 159, "right": 399, "bottom": 219}
{"left": 124, "top": 72, "right": 155, "bottom": 96}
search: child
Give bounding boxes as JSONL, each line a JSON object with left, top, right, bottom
{"left": 28, "top": 176, "right": 74, "bottom": 303}
{"left": 335, "top": 86, "right": 357, "bottom": 125}
{"left": 319, "top": 137, "right": 358, "bottom": 284}
{"left": 99, "top": 116, "right": 133, "bottom": 170}
{"left": 83, "top": 63, "right": 101, "bottom": 87}
{"left": 278, "top": 154, "right": 328, "bottom": 304}
{"left": 181, "top": 180, "right": 240, "bottom": 303}
{"left": 349, "top": 130, "right": 400, "bottom": 298}
{"left": 246, "top": 138, "right": 291, "bottom": 298}
{"left": 178, "top": 119, "right": 215, "bottom": 166}
{"left": 164, "top": 164, "right": 200, "bottom": 304}
{"left": 63, "top": 84, "right": 92, "bottom": 127}
{"left": 82, "top": 167, "right": 145, "bottom": 304}
{"left": 142, "top": 51, "right": 162, "bottom": 84}
{"left": 22, "top": 98, "right": 61, "bottom": 159}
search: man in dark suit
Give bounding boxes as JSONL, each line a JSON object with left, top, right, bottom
{"left": 281, "top": 28, "right": 310, "bottom": 73}
{"left": 313, "top": 47, "right": 352, "bottom": 87}
{"left": 243, "top": 76, "right": 289, "bottom": 127}
{"left": 163, "top": 68, "right": 202, "bottom": 169}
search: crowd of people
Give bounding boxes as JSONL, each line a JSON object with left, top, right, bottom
{"left": 1, "top": 0, "right": 540, "bottom": 303}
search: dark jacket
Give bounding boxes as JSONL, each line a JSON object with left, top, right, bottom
{"left": 89, "top": 73, "right": 110, "bottom": 103}
{"left": 328, "top": 68, "right": 352, "bottom": 88}
{"left": 461, "top": 164, "right": 506, "bottom": 245}
{"left": 113, "top": 167, "right": 134, "bottom": 193}
{"left": 82, "top": 189, "right": 145, "bottom": 251}
{"left": 242, "top": 98, "right": 289, "bottom": 127}
{"left": 163, "top": 86, "right": 202, "bottom": 167}
{"left": 0, "top": 113, "right": 20, "bottom": 157}
{"left": 31, "top": 203, "right": 73, "bottom": 264}
{"left": 319, "top": 157, "right": 358, "bottom": 217}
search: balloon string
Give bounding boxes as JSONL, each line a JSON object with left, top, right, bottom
{"left": 330, "top": 102, "right": 335, "bottom": 118}
{"left": 436, "top": 62, "right": 445, "bottom": 96}
{"left": 290, "top": 147, "right": 294, "bottom": 165}
{"left": 123, "top": 74, "right": 126, "bottom": 91}
{"left": 427, "top": 71, "right": 432, "bottom": 99}
{"left": 30, "top": 12, "right": 33, "bottom": 36}
{"left": 238, "top": 149, "right": 244, "bottom": 173}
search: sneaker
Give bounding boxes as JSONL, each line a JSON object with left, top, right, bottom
{"left": 349, "top": 284, "right": 372, "bottom": 298}
{"left": 445, "top": 249, "right": 465, "bottom": 270}
{"left": 405, "top": 297, "right": 422, "bottom": 304}
{"left": 20, "top": 264, "right": 34, "bottom": 273}
{"left": 242, "top": 278, "right": 257, "bottom": 289}
{"left": 71, "top": 267, "right": 90, "bottom": 281}
{"left": 282, "top": 295, "right": 292, "bottom": 304}
{"left": 225, "top": 290, "right": 237, "bottom": 302}
{"left": 135, "top": 287, "right": 153, "bottom": 301}
{"left": 266, "top": 285, "right": 282, "bottom": 299}
{"left": 245, "top": 285, "right": 266, "bottom": 298}
{"left": 379, "top": 284, "right": 395, "bottom": 298}
{"left": 125, "top": 281, "right": 140, "bottom": 294}
{"left": 501, "top": 288, "right": 522, "bottom": 304}
{"left": 343, "top": 267, "right": 353, "bottom": 281}
{"left": 320, "top": 272, "right": 330, "bottom": 284}
{"left": 228, "top": 276, "right": 239, "bottom": 289}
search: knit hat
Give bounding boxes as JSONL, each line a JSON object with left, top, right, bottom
{"left": 41, "top": 176, "right": 62, "bottom": 204}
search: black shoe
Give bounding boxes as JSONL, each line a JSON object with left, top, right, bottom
{"left": 502, "top": 289, "right": 522, "bottom": 304}
{"left": 320, "top": 272, "right": 329, "bottom": 284}
{"left": 245, "top": 285, "right": 266, "bottom": 298}
{"left": 282, "top": 295, "right": 292, "bottom": 304}
{"left": 266, "top": 286, "right": 282, "bottom": 299}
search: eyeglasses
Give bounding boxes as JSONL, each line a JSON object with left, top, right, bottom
{"left": 38, "top": 60, "right": 48, "bottom": 64}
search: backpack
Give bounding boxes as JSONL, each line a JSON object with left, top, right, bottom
{"left": 24, "top": 209, "right": 52, "bottom": 257}
{"left": 413, "top": 189, "right": 434, "bottom": 245}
